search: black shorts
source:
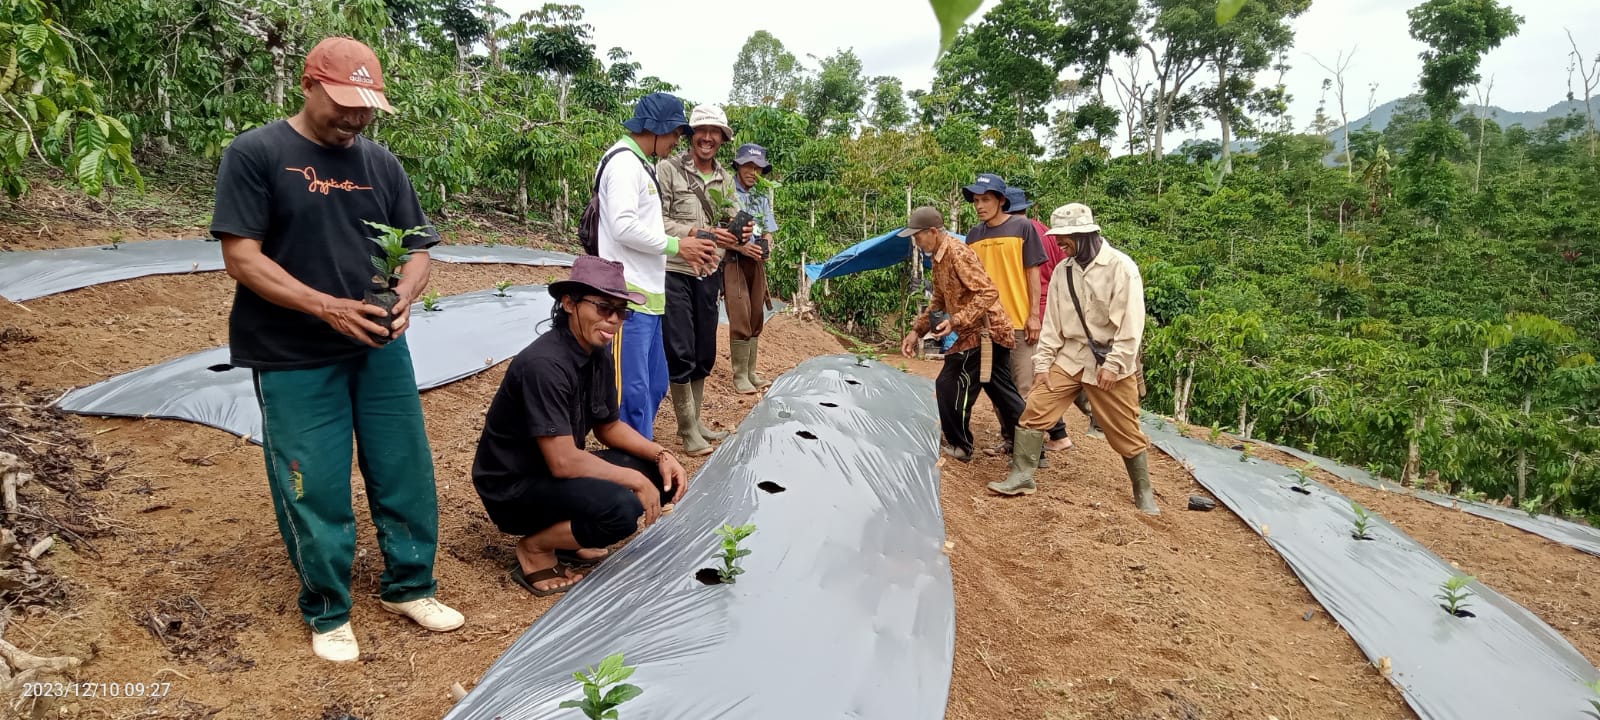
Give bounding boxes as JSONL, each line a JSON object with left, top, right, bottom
{"left": 478, "top": 449, "right": 670, "bottom": 548}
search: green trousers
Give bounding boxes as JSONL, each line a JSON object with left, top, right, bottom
{"left": 251, "top": 336, "right": 439, "bottom": 632}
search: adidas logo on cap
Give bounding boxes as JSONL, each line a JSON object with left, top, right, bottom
{"left": 349, "top": 66, "right": 374, "bottom": 85}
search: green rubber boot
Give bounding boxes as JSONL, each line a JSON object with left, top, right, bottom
{"left": 748, "top": 337, "right": 771, "bottom": 389}
{"left": 730, "top": 339, "right": 758, "bottom": 395}
{"left": 690, "top": 378, "right": 728, "bottom": 441}
{"left": 988, "top": 428, "right": 1045, "bottom": 496}
{"left": 1126, "top": 451, "right": 1160, "bottom": 515}
{"left": 670, "top": 384, "right": 712, "bottom": 457}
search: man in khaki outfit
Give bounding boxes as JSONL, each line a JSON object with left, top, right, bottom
{"left": 655, "top": 104, "right": 747, "bottom": 456}
{"left": 987, "top": 203, "right": 1158, "bottom": 515}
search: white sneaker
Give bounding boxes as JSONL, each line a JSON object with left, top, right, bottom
{"left": 311, "top": 622, "right": 360, "bottom": 662}
{"left": 381, "top": 596, "right": 465, "bottom": 632}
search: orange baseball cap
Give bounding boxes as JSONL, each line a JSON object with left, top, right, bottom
{"left": 303, "top": 37, "right": 396, "bottom": 112}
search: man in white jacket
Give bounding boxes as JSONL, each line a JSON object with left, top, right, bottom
{"left": 595, "top": 92, "right": 719, "bottom": 438}
{"left": 987, "top": 203, "right": 1158, "bottom": 515}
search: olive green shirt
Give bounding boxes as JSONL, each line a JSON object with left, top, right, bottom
{"left": 655, "top": 152, "right": 731, "bottom": 276}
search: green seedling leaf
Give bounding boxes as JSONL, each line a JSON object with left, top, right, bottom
{"left": 1216, "top": 0, "right": 1246, "bottom": 24}
{"left": 603, "top": 684, "right": 643, "bottom": 706}
{"left": 928, "top": 0, "right": 982, "bottom": 56}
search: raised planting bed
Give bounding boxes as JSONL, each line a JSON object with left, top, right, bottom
{"left": 0, "top": 238, "right": 576, "bottom": 303}
{"left": 56, "top": 284, "right": 557, "bottom": 442}
{"left": 1148, "top": 416, "right": 1600, "bottom": 719}
{"left": 446, "top": 355, "right": 954, "bottom": 720}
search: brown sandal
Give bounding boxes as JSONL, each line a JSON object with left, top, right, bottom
{"left": 510, "top": 562, "right": 575, "bottom": 597}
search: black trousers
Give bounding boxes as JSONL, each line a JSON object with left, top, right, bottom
{"left": 479, "top": 450, "right": 670, "bottom": 548}
{"left": 936, "top": 344, "right": 1029, "bottom": 454}
{"left": 663, "top": 271, "right": 721, "bottom": 385}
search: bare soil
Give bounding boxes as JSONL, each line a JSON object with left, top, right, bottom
{"left": 20, "top": 213, "right": 1591, "bottom": 719}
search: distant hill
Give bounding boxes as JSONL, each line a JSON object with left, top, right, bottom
{"left": 1324, "top": 95, "right": 1596, "bottom": 159}
{"left": 1174, "top": 95, "right": 1595, "bottom": 165}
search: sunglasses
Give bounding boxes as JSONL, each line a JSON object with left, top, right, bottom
{"left": 579, "top": 297, "right": 634, "bottom": 321}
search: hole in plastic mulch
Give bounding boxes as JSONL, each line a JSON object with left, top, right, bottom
{"left": 845, "top": 379, "right": 861, "bottom": 386}
{"left": 796, "top": 430, "right": 818, "bottom": 440}
{"left": 206, "top": 364, "right": 234, "bottom": 373}
{"left": 1441, "top": 604, "right": 1476, "bottom": 618}
{"left": 1352, "top": 533, "right": 1375, "bottom": 541}
{"left": 695, "top": 568, "right": 725, "bottom": 586}
{"left": 758, "top": 481, "right": 786, "bottom": 494}
{"left": 819, "top": 402, "right": 839, "bottom": 408}
{"left": 1289, "top": 486, "right": 1312, "bottom": 495}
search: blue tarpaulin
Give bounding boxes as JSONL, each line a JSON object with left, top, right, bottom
{"left": 803, "top": 229, "right": 960, "bottom": 281}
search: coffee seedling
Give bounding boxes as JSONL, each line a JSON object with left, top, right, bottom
{"left": 714, "top": 523, "right": 757, "bottom": 584}
{"left": 850, "top": 341, "right": 881, "bottom": 366}
{"left": 1519, "top": 494, "right": 1544, "bottom": 517}
{"left": 363, "top": 221, "right": 430, "bottom": 340}
{"left": 1208, "top": 423, "right": 1223, "bottom": 445}
{"left": 1459, "top": 487, "right": 1487, "bottom": 503}
{"left": 422, "top": 288, "right": 442, "bottom": 312}
{"left": 559, "top": 653, "right": 642, "bottom": 720}
{"left": 1289, "top": 461, "right": 1317, "bottom": 495}
{"left": 1238, "top": 443, "right": 1254, "bottom": 462}
{"left": 1585, "top": 678, "right": 1600, "bottom": 717}
{"left": 1436, "top": 573, "right": 1476, "bottom": 617}
{"left": 1350, "top": 501, "right": 1374, "bottom": 540}
{"left": 495, "top": 279, "right": 513, "bottom": 297}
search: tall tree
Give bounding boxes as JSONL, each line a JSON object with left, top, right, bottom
{"left": 1398, "top": 0, "right": 1522, "bottom": 225}
{"left": 869, "top": 76, "right": 910, "bottom": 131}
{"left": 1312, "top": 47, "right": 1358, "bottom": 177}
{"left": 1567, "top": 29, "right": 1598, "bottom": 158}
{"left": 1140, "top": 0, "right": 1211, "bottom": 160}
{"left": 928, "top": 0, "right": 1067, "bottom": 155}
{"left": 1191, "top": 0, "right": 1310, "bottom": 172}
{"left": 799, "top": 49, "right": 867, "bottom": 135}
{"left": 729, "top": 31, "right": 802, "bottom": 107}
{"left": 1059, "top": 0, "right": 1141, "bottom": 94}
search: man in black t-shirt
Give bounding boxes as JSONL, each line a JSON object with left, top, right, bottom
{"left": 210, "top": 36, "right": 461, "bottom": 663}
{"left": 472, "top": 256, "right": 689, "bottom": 596}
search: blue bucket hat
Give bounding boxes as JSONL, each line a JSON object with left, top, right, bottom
{"left": 734, "top": 143, "right": 773, "bottom": 173}
{"left": 623, "top": 92, "right": 690, "bottom": 136}
{"left": 1003, "top": 187, "right": 1032, "bottom": 212}
{"left": 962, "top": 173, "right": 1010, "bottom": 207}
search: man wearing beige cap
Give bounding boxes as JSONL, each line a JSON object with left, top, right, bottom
{"left": 655, "top": 104, "right": 749, "bottom": 456}
{"left": 211, "top": 36, "right": 464, "bottom": 663}
{"left": 987, "top": 203, "right": 1158, "bottom": 515}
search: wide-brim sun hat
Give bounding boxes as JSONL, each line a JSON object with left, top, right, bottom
{"left": 1046, "top": 203, "right": 1101, "bottom": 236}
{"left": 689, "top": 104, "right": 734, "bottom": 142}
{"left": 548, "top": 256, "right": 647, "bottom": 306}
{"left": 962, "top": 173, "right": 1011, "bottom": 208}
{"left": 623, "top": 92, "right": 690, "bottom": 137}
{"left": 1004, "top": 187, "right": 1033, "bottom": 212}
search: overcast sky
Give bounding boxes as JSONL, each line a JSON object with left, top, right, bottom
{"left": 499, "top": 0, "right": 1600, "bottom": 144}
